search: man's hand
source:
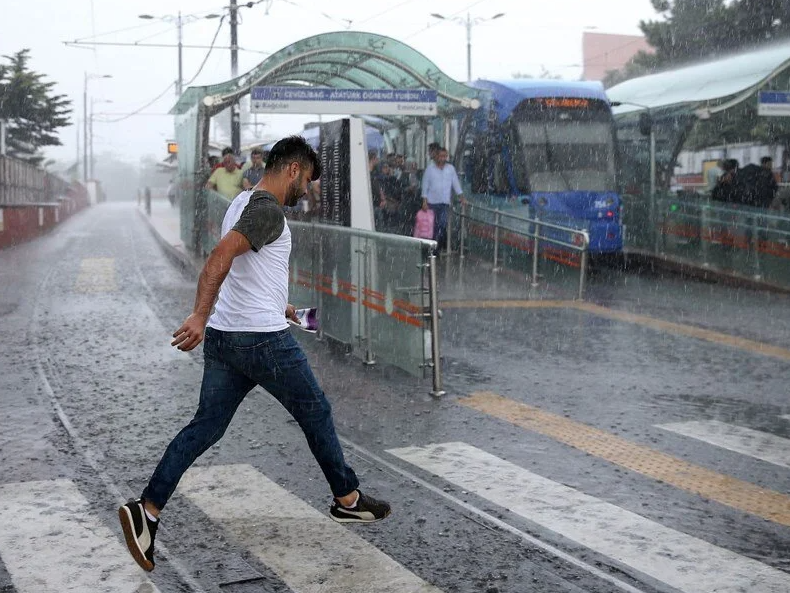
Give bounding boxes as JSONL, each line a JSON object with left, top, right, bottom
{"left": 172, "top": 313, "right": 208, "bottom": 351}
{"left": 285, "top": 304, "right": 299, "bottom": 325}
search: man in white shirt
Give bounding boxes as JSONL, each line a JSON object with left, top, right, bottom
{"left": 119, "top": 136, "right": 391, "bottom": 574}
{"left": 421, "top": 147, "right": 465, "bottom": 250}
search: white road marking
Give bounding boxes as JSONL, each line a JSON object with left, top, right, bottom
{"left": 0, "top": 479, "right": 159, "bottom": 593}
{"left": 657, "top": 420, "right": 790, "bottom": 469}
{"left": 780, "top": 415, "right": 790, "bottom": 421}
{"left": 388, "top": 442, "right": 789, "bottom": 593}
{"left": 179, "top": 464, "right": 441, "bottom": 593}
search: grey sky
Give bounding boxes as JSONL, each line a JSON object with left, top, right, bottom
{"left": 1, "top": 0, "right": 658, "bottom": 166}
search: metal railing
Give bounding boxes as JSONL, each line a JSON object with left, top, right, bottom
{"left": 449, "top": 201, "right": 590, "bottom": 300}
{"left": 623, "top": 193, "right": 790, "bottom": 288}
{"left": 199, "top": 188, "right": 445, "bottom": 395}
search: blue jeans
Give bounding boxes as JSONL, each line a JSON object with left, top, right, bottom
{"left": 142, "top": 327, "right": 359, "bottom": 510}
{"left": 429, "top": 203, "right": 449, "bottom": 250}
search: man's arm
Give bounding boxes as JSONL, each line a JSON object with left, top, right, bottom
{"left": 171, "top": 230, "right": 251, "bottom": 351}
{"left": 421, "top": 166, "right": 432, "bottom": 206}
{"left": 242, "top": 171, "right": 253, "bottom": 190}
{"left": 451, "top": 166, "right": 466, "bottom": 204}
{"left": 206, "top": 170, "right": 218, "bottom": 191}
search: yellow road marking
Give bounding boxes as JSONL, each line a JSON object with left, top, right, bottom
{"left": 75, "top": 258, "right": 117, "bottom": 293}
{"left": 461, "top": 391, "right": 790, "bottom": 527}
{"left": 441, "top": 299, "right": 790, "bottom": 362}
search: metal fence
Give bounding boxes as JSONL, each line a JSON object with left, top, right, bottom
{"left": 623, "top": 193, "right": 790, "bottom": 288}
{"left": 203, "top": 190, "right": 445, "bottom": 394}
{"left": 450, "top": 202, "right": 590, "bottom": 300}
{"left": 0, "top": 156, "right": 68, "bottom": 205}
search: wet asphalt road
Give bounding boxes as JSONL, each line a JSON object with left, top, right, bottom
{"left": 1, "top": 201, "right": 789, "bottom": 593}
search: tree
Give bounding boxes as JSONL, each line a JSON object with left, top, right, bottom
{"left": 0, "top": 49, "right": 71, "bottom": 164}
{"left": 605, "top": 0, "right": 790, "bottom": 87}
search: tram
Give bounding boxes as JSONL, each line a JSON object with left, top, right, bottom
{"left": 458, "top": 79, "right": 623, "bottom": 254}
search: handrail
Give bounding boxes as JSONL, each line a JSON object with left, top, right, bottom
{"left": 450, "top": 201, "right": 590, "bottom": 300}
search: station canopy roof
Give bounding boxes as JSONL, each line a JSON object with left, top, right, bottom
{"left": 608, "top": 39, "right": 790, "bottom": 118}
{"left": 171, "top": 31, "right": 482, "bottom": 118}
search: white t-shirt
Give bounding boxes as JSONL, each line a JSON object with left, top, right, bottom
{"left": 207, "top": 190, "right": 291, "bottom": 332}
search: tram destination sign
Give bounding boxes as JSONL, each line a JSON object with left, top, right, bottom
{"left": 758, "top": 91, "right": 790, "bottom": 116}
{"left": 250, "top": 86, "right": 438, "bottom": 116}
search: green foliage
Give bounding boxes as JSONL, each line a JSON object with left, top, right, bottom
{"left": 0, "top": 49, "right": 71, "bottom": 164}
{"left": 607, "top": 0, "right": 790, "bottom": 86}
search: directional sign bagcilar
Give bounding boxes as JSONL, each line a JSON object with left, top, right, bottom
{"left": 250, "top": 87, "right": 438, "bottom": 116}
{"left": 758, "top": 91, "right": 790, "bottom": 116}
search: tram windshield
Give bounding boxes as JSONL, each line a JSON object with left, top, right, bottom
{"left": 511, "top": 98, "right": 617, "bottom": 193}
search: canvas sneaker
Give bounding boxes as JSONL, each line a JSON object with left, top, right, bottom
{"left": 329, "top": 490, "right": 391, "bottom": 523}
{"left": 118, "top": 498, "right": 158, "bottom": 571}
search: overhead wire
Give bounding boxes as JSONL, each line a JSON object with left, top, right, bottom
{"left": 97, "top": 14, "right": 227, "bottom": 124}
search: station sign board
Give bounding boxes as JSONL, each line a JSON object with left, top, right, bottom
{"left": 250, "top": 86, "right": 438, "bottom": 116}
{"left": 758, "top": 91, "right": 790, "bottom": 116}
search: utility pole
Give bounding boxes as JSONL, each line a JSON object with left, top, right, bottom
{"left": 83, "top": 73, "right": 88, "bottom": 182}
{"left": 89, "top": 101, "right": 94, "bottom": 180}
{"left": 177, "top": 11, "right": 184, "bottom": 97}
{"left": 230, "top": 0, "right": 241, "bottom": 154}
{"left": 465, "top": 13, "right": 472, "bottom": 83}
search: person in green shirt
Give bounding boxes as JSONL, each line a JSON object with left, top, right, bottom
{"left": 207, "top": 147, "right": 243, "bottom": 199}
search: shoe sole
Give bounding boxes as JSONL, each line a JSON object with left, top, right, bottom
{"left": 329, "top": 509, "right": 391, "bottom": 524}
{"left": 118, "top": 506, "right": 154, "bottom": 572}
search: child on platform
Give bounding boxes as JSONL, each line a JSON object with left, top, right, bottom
{"left": 413, "top": 202, "right": 435, "bottom": 240}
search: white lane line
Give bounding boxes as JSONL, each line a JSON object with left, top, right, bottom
{"left": 780, "top": 415, "right": 790, "bottom": 421}
{"left": 388, "top": 442, "right": 789, "bottom": 593}
{"left": 179, "top": 464, "right": 441, "bottom": 593}
{"left": 0, "top": 479, "right": 159, "bottom": 593}
{"left": 657, "top": 420, "right": 790, "bottom": 469}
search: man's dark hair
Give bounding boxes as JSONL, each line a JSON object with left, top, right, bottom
{"left": 368, "top": 149, "right": 379, "bottom": 161}
{"left": 761, "top": 156, "right": 773, "bottom": 166}
{"left": 723, "top": 158, "right": 738, "bottom": 172}
{"left": 221, "top": 146, "right": 234, "bottom": 156}
{"left": 251, "top": 147, "right": 263, "bottom": 157}
{"left": 265, "top": 135, "right": 321, "bottom": 181}
{"left": 428, "top": 142, "right": 440, "bottom": 151}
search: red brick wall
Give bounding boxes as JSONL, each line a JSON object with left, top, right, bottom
{"left": 0, "top": 182, "right": 90, "bottom": 249}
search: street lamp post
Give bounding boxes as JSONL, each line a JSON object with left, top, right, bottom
{"left": 83, "top": 73, "right": 112, "bottom": 183}
{"left": 430, "top": 12, "right": 505, "bottom": 82}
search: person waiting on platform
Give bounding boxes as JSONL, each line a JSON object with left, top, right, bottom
{"left": 243, "top": 147, "right": 266, "bottom": 190}
{"left": 421, "top": 147, "right": 465, "bottom": 251}
{"left": 207, "top": 147, "right": 243, "bottom": 200}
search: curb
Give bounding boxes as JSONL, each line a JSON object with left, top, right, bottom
{"left": 137, "top": 208, "right": 202, "bottom": 275}
{"left": 625, "top": 248, "right": 790, "bottom": 295}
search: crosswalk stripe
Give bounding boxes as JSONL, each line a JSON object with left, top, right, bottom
{"left": 179, "top": 464, "right": 441, "bottom": 593}
{"left": 657, "top": 420, "right": 790, "bottom": 469}
{"left": 0, "top": 479, "right": 159, "bottom": 593}
{"left": 388, "top": 442, "right": 790, "bottom": 593}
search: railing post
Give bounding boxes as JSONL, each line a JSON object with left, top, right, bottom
{"left": 362, "top": 239, "right": 375, "bottom": 365}
{"left": 751, "top": 214, "right": 762, "bottom": 280}
{"left": 700, "top": 201, "right": 710, "bottom": 268}
{"left": 578, "top": 232, "right": 589, "bottom": 300}
{"left": 459, "top": 201, "right": 467, "bottom": 260}
{"left": 531, "top": 216, "right": 540, "bottom": 287}
{"left": 316, "top": 225, "right": 324, "bottom": 341}
{"left": 446, "top": 203, "right": 453, "bottom": 257}
{"left": 492, "top": 208, "right": 501, "bottom": 272}
{"left": 428, "top": 251, "right": 445, "bottom": 397}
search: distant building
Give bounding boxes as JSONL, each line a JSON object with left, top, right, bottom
{"left": 582, "top": 32, "right": 654, "bottom": 82}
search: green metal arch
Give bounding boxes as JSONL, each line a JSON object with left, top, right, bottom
{"left": 172, "top": 31, "right": 481, "bottom": 116}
